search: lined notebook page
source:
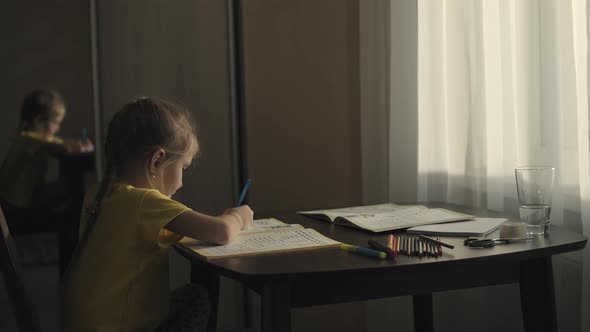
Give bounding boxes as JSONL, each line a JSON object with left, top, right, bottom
{"left": 185, "top": 228, "right": 340, "bottom": 259}
{"left": 239, "top": 218, "right": 302, "bottom": 235}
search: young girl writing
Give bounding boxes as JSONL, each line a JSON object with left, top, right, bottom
{"left": 62, "top": 97, "right": 253, "bottom": 331}
{"left": 0, "top": 89, "right": 94, "bottom": 227}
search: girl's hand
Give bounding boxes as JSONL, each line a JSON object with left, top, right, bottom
{"left": 63, "top": 138, "right": 84, "bottom": 153}
{"left": 224, "top": 205, "right": 254, "bottom": 230}
{"left": 81, "top": 139, "right": 95, "bottom": 152}
{"left": 63, "top": 138, "right": 95, "bottom": 153}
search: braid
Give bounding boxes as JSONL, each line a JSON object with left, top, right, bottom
{"left": 82, "top": 163, "right": 116, "bottom": 230}
{"left": 61, "top": 164, "right": 115, "bottom": 284}
{"left": 62, "top": 106, "right": 124, "bottom": 283}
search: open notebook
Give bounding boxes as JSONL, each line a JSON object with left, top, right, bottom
{"left": 298, "top": 203, "right": 473, "bottom": 233}
{"left": 182, "top": 218, "right": 340, "bottom": 259}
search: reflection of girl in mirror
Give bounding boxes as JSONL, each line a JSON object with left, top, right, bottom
{"left": 0, "top": 89, "right": 94, "bottom": 220}
{"left": 17, "top": 89, "right": 94, "bottom": 153}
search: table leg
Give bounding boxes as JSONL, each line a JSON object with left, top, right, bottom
{"left": 242, "top": 284, "right": 250, "bottom": 330}
{"left": 261, "top": 282, "right": 291, "bottom": 332}
{"left": 191, "top": 264, "right": 220, "bottom": 332}
{"left": 520, "top": 257, "right": 557, "bottom": 332}
{"left": 413, "top": 293, "right": 434, "bottom": 332}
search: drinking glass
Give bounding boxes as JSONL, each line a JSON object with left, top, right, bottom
{"left": 515, "top": 166, "right": 555, "bottom": 235}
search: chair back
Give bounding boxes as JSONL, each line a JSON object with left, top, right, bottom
{"left": 0, "top": 205, "right": 43, "bottom": 332}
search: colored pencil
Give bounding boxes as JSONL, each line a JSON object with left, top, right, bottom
{"left": 418, "top": 235, "right": 454, "bottom": 249}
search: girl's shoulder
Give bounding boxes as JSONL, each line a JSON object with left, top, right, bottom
{"left": 84, "top": 182, "right": 153, "bottom": 205}
{"left": 85, "top": 183, "right": 185, "bottom": 214}
{"left": 11, "top": 131, "right": 66, "bottom": 156}
{"left": 109, "top": 183, "right": 175, "bottom": 205}
{"left": 115, "top": 185, "right": 189, "bottom": 221}
{"left": 134, "top": 186, "right": 189, "bottom": 211}
{"left": 20, "top": 131, "right": 64, "bottom": 144}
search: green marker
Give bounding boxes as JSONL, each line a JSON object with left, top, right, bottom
{"left": 340, "top": 244, "right": 387, "bottom": 260}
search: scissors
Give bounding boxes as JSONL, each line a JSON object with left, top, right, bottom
{"left": 463, "top": 237, "right": 534, "bottom": 248}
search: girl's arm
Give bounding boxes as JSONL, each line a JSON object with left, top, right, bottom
{"left": 164, "top": 205, "right": 254, "bottom": 245}
{"left": 44, "top": 137, "right": 94, "bottom": 155}
{"left": 40, "top": 141, "right": 68, "bottom": 155}
{"left": 40, "top": 138, "right": 84, "bottom": 155}
{"left": 62, "top": 138, "right": 92, "bottom": 153}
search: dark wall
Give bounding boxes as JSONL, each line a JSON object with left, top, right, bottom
{"left": 1, "top": 0, "right": 93, "bottom": 159}
{"left": 96, "top": 1, "right": 235, "bottom": 213}
{"left": 242, "top": 0, "right": 363, "bottom": 214}
{"left": 241, "top": 1, "right": 365, "bottom": 331}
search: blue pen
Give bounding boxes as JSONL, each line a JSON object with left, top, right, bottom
{"left": 236, "top": 178, "right": 251, "bottom": 206}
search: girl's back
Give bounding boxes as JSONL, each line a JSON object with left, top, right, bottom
{"left": 62, "top": 97, "right": 253, "bottom": 332}
{"left": 0, "top": 132, "right": 65, "bottom": 208}
{"left": 63, "top": 182, "right": 190, "bottom": 331}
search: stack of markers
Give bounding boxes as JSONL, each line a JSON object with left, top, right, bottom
{"left": 387, "top": 234, "right": 448, "bottom": 258}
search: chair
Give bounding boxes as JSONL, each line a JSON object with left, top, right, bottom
{"left": 0, "top": 200, "right": 63, "bottom": 269}
{"left": 1, "top": 152, "right": 94, "bottom": 274}
{"left": 0, "top": 205, "right": 43, "bottom": 332}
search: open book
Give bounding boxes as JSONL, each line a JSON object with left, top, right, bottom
{"left": 182, "top": 218, "right": 340, "bottom": 259}
{"left": 298, "top": 203, "right": 473, "bottom": 233}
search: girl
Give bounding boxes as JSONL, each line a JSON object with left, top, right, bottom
{"left": 62, "top": 97, "right": 253, "bottom": 332}
{"left": 0, "top": 89, "right": 94, "bottom": 227}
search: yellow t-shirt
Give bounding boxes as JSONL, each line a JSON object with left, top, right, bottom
{"left": 0, "top": 131, "right": 65, "bottom": 207}
{"left": 62, "top": 183, "right": 190, "bottom": 332}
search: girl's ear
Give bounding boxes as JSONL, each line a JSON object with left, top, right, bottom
{"left": 148, "top": 148, "right": 166, "bottom": 175}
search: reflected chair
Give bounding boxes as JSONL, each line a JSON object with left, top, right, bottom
{"left": 0, "top": 205, "right": 43, "bottom": 332}
{"left": 0, "top": 200, "right": 63, "bottom": 268}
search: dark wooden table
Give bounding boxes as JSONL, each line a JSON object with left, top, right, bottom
{"left": 175, "top": 204, "right": 587, "bottom": 332}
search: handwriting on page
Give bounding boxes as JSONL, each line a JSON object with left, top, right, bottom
{"left": 189, "top": 228, "right": 339, "bottom": 258}
{"left": 239, "top": 218, "right": 302, "bottom": 235}
{"left": 251, "top": 218, "right": 285, "bottom": 227}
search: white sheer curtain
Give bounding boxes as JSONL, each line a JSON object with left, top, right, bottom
{"left": 416, "top": 0, "right": 589, "bottom": 330}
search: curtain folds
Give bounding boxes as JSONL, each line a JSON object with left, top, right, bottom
{"left": 417, "top": 0, "right": 590, "bottom": 216}
{"left": 415, "top": 0, "right": 589, "bottom": 330}
{"left": 383, "top": 0, "right": 589, "bottom": 330}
